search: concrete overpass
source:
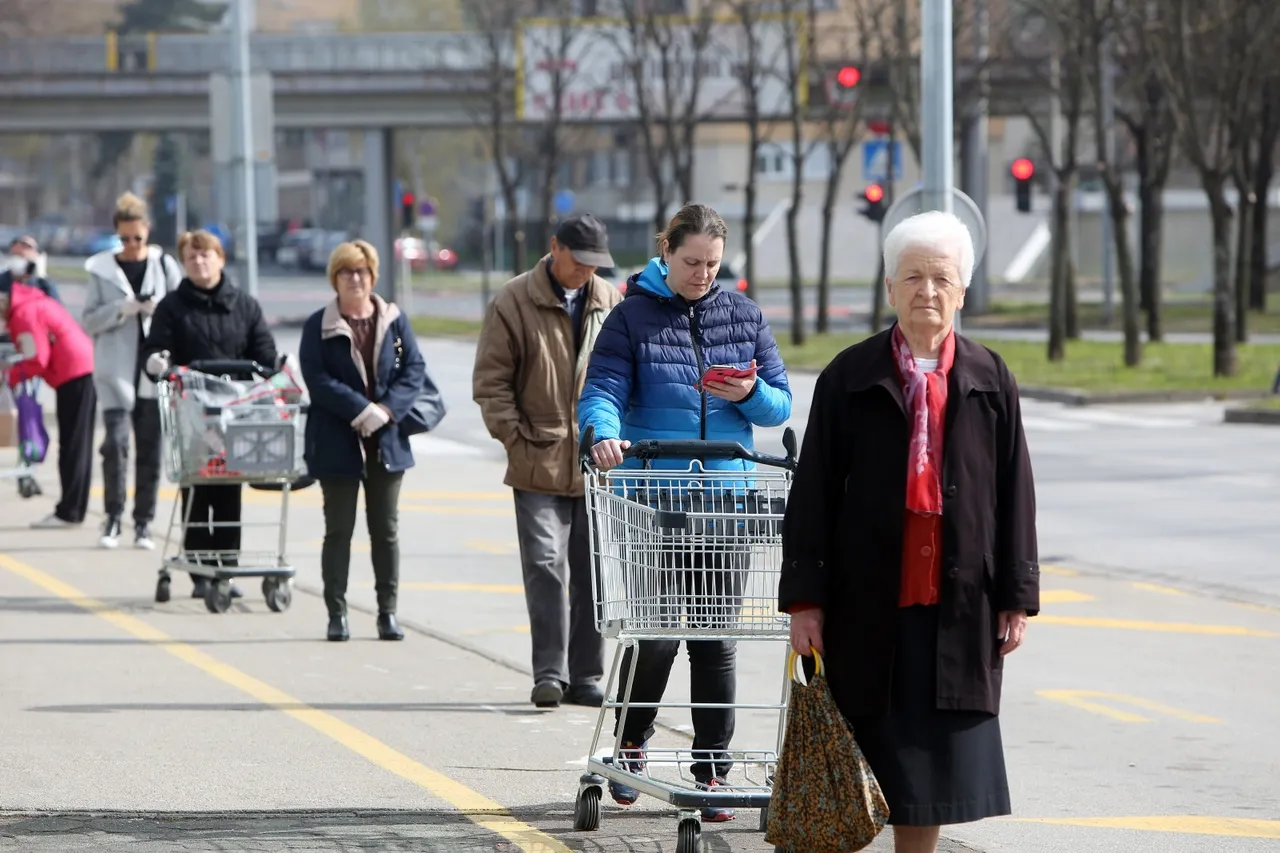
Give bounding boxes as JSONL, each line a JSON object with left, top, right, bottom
{"left": 0, "top": 31, "right": 1051, "bottom": 134}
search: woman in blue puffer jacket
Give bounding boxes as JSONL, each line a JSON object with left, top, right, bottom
{"left": 579, "top": 203, "right": 792, "bottom": 820}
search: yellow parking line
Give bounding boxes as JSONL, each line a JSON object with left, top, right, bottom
{"left": 1131, "top": 582, "right": 1187, "bottom": 596}
{"left": 401, "top": 504, "right": 512, "bottom": 517}
{"left": 1040, "top": 564, "right": 1078, "bottom": 577}
{"left": 1040, "top": 589, "right": 1094, "bottom": 604}
{"left": 1011, "top": 816, "right": 1280, "bottom": 838}
{"left": 1038, "top": 615, "right": 1278, "bottom": 637}
{"left": 463, "top": 625, "right": 532, "bottom": 637}
{"left": 0, "top": 553, "right": 568, "bottom": 853}
{"left": 1037, "top": 690, "right": 1220, "bottom": 723}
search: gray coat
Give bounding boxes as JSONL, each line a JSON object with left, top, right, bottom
{"left": 82, "top": 246, "right": 183, "bottom": 411}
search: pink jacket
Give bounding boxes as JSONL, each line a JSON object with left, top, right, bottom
{"left": 5, "top": 281, "right": 94, "bottom": 389}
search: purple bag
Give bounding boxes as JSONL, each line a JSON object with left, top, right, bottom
{"left": 15, "top": 381, "right": 48, "bottom": 465}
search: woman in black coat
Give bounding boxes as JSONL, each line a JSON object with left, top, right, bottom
{"left": 298, "top": 240, "right": 426, "bottom": 643}
{"left": 779, "top": 211, "right": 1039, "bottom": 853}
{"left": 142, "top": 229, "right": 277, "bottom": 603}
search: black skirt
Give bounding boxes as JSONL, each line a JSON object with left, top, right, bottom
{"left": 845, "top": 605, "right": 1012, "bottom": 827}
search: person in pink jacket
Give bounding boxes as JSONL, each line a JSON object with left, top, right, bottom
{"left": 0, "top": 281, "right": 97, "bottom": 528}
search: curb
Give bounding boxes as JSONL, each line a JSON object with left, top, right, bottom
{"left": 1019, "top": 386, "right": 1274, "bottom": 406}
{"left": 1223, "top": 406, "right": 1280, "bottom": 425}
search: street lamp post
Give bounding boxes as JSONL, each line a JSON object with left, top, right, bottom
{"left": 920, "top": 0, "right": 954, "bottom": 216}
{"left": 230, "top": 0, "right": 259, "bottom": 296}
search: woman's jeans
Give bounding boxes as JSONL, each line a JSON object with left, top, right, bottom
{"left": 612, "top": 549, "right": 743, "bottom": 781}
{"left": 319, "top": 456, "right": 403, "bottom": 618}
{"left": 101, "top": 399, "right": 161, "bottom": 526}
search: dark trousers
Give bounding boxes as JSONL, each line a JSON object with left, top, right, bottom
{"left": 181, "top": 485, "right": 242, "bottom": 581}
{"left": 101, "top": 400, "right": 162, "bottom": 525}
{"left": 614, "top": 549, "right": 742, "bottom": 781}
{"left": 319, "top": 457, "right": 403, "bottom": 618}
{"left": 53, "top": 375, "right": 96, "bottom": 524}
{"left": 512, "top": 489, "right": 604, "bottom": 688}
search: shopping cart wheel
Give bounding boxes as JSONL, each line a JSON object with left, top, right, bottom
{"left": 205, "top": 580, "right": 233, "bottom": 613}
{"left": 572, "top": 785, "right": 601, "bottom": 831}
{"left": 155, "top": 574, "right": 171, "bottom": 604}
{"left": 262, "top": 577, "right": 293, "bottom": 613}
{"left": 676, "top": 818, "right": 701, "bottom": 853}
{"left": 17, "top": 476, "right": 40, "bottom": 499}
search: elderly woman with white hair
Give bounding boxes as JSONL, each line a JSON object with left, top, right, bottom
{"left": 778, "top": 210, "right": 1039, "bottom": 852}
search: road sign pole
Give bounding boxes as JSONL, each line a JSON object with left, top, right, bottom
{"left": 921, "top": 0, "right": 954, "bottom": 217}
{"left": 231, "top": 0, "right": 258, "bottom": 297}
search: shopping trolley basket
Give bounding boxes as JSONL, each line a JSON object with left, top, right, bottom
{"left": 156, "top": 359, "right": 309, "bottom": 614}
{"left": 571, "top": 424, "right": 798, "bottom": 853}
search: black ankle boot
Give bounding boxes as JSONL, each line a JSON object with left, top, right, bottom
{"left": 327, "top": 614, "right": 349, "bottom": 641}
{"left": 377, "top": 613, "right": 404, "bottom": 641}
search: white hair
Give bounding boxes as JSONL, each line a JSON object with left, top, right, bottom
{"left": 882, "top": 210, "right": 975, "bottom": 289}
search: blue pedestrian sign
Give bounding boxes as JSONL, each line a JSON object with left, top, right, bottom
{"left": 554, "top": 189, "right": 576, "bottom": 215}
{"left": 862, "top": 140, "right": 903, "bottom": 183}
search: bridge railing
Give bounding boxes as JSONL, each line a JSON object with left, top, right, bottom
{"left": 0, "top": 32, "right": 507, "bottom": 76}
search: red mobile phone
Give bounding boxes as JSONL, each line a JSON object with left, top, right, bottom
{"left": 697, "top": 360, "right": 757, "bottom": 389}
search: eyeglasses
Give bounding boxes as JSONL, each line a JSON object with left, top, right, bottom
{"left": 338, "top": 268, "right": 372, "bottom": 281}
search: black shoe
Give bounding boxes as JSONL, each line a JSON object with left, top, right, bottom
{"left": 564, "top": 683, "right": 605, "bottom": 707}
{"left": 98, "top": 516, "right": 122, "bottom": 549}
{"left": 191, "top": 578, "right": 209, "bottom": 598}
{"left": 327, "top": 614, "right": 349, "bottom": 641}
{"left": 531, "top": 680, "right": 564, "bottom": 708}
{"left": 377, "top": 613, "right": 404, "bottom": 641}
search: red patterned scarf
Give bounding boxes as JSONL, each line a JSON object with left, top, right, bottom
{"left": 891, "top": 324, "right": 956, "bottom": 515}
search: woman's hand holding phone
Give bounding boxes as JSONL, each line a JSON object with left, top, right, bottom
{"left": 699, "top": 359, "right": 758, "bottom": 402}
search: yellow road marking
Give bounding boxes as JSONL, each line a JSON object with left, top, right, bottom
{"left": 1038, "top": 615, "right": 1278, "bottom": 637}
{"left": 467, "top": 540, "right": 519, "bottom": 555}
{"left": 1236, "top": 601, "right": 1280, "bottom": 615}
{"left": 1040, "top": 564, "right": 1078, "bottom": 577}
{"left": 0, "top": 553, "right": 568, "bottom": 853}
{"left": 394, "top": 582, "right": 526, "bottom": 594}
{"left": 400, "top": 491, "right": 509, "bottom": 501}
{"left": 463, "top": 624, "right": 532, "bottom": 637}
{"left": 1040, "top": 589, "right": 1094, "bottom": 604}
{"left": 1037, "top": 690, "right": 1220, "bottom": 723}
{"left": 402, "top": 504, "right": 512, "bottom": 517}
{"left": 1011, "top": 816, "right": 1280, "bottom": 838}
{"left": 1131, "top": 581, "right": 1187, "bottom": 596}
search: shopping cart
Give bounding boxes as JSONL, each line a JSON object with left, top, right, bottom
{"left": 572, "top": 424, "right": 798, "bottom": 853}
{"left": 156, "top": 359, "right": 308, "bottom": 614}
{"left": 0, "top": 340, "right": 43, "bottom": 499}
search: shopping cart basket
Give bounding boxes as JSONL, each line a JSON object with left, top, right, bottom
{"left": 572, "top": 424, "right": 798, "bottom": 853}
{"left": 0, "top": 341, "right": 43, "bottom": 499}
{"left": 156, "top": 359, "right": 309, "bottom": 614}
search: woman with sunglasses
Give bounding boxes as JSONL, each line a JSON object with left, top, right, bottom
{"left": 82, "top": 192, "right": 183, "bottom": 550}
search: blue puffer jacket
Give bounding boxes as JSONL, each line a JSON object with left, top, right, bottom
{"left": 578, "top": 257, "right": 792, "bottom": 472}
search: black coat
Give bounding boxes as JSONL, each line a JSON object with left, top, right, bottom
{"left": 778, "top": 328, "right": 1039, "bottom": 717}
{"left": 142, "top": 277, "right": 277, "bottom": 376}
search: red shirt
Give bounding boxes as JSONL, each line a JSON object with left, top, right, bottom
{"left": 899, "top": 509, "right": 942, "bottom": 607}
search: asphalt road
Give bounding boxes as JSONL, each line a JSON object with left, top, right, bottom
{"left": 1, "top": 334, "right": 1278, "bottom": 852}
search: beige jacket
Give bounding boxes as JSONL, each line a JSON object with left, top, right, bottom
{"left": 472, "top": 257, "right": 623, "bottom": 496}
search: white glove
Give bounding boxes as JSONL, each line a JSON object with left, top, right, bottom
{"left": 352, "top": 402, "right": 390, "bottom": 437}
{"left": 118, "top": 297, "right": 143, "bottom": 318}
{"left": 146, "top": 350, "right": 171, "bottom": 378}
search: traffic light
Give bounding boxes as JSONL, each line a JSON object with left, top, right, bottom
{"left": 401, "top": 192, "right": 416, "bottom": 230}
{"left": 826, "top": 65, "right": 861, "bottom": 109}
{"left": 859, "top": 183, "right": 886, "bottom": 222}
{"left": 1011, "top": 158, "right": 1034, "bottom": 213}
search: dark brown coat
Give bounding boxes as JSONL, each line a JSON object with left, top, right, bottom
{"left": 779, "top": 328, "right": 1040, "bottom": 717}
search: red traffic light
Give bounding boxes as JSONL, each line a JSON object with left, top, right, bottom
{"left": 864, "top": 183, "right": 885, "bottom": 203}
{"left": 1011, "top": 158, "right": 1034, "bottom": 181}
{"left": 402, "top": 192, "right": 415, "bottom": 206}
{"left": 836, "top": 66, "right": 861, "bottom": 88}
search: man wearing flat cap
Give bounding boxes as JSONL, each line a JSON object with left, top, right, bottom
{"left": 473, "top": 213, "right": 623, "bottom": 709}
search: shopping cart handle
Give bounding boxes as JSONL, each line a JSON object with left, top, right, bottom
{"left": 579, "top": 425, "right": 798, "bottom": 471}
{"left": 182, "top": 359, "right": 275, "bottom": 378}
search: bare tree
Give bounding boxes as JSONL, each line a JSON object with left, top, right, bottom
{"left": 1084, "top": 0, "right": 1141, "bottom": 365}
{"left": 1248, "top": 79, "right": 1280, "bottom": 313}
{"left": 775, "top": 0, "right": 817, "bottom": 345}
{"left": 467, "top": 0, "right": 529, "bottom": 274}
{"left": 613, "top": 0, "right": 720, "bottom": 238}
{"left": 1114, "top": 0, "right": 1176, "bottom": 341}
{"left": 727, "top": 0, "right": 770, "bottom": 301}
{"left": 1006, "top": 0, "right": 1088, "bottom": 362}
{"left": 1153, "top": 0, "right": 1280, "bottom": 376}
{"left": 525, "top": 4, "right": 582, "bottom": 256}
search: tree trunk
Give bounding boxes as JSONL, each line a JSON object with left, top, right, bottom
{"left": 785, "top": 198, "right": 804, "bottom": 345}
{"left": 1205, "top": 175, "right": 1238, "bottom": 377}
{"left": 870, "top": 242, "right": 886, "bottom": 332}
{"left": 1234, "top": 185, "right": 1253, "bottom": 343}
{"left": 502, "top": 185, "right": 524, "bottom": 275}
{"left": 1138, "top": 174, "right": 1165, "bottom": 340}
{"left": 1048, "top": 176, "right": 1071, "bottom": 361}
{"left": 1105, "top": 178, "right": 1141, "bottom": 366}
{"left": 1065, "top": 258, "right": 1080, "bottom": 340}
{"left": 1250, "top": 150, "right": 1273, "bottom": 312}
{"left": 742, "top": 127, "right": 760, "bottom": 301}
{"left": 817, "top": 163, "right": 839, "bottom": 334}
